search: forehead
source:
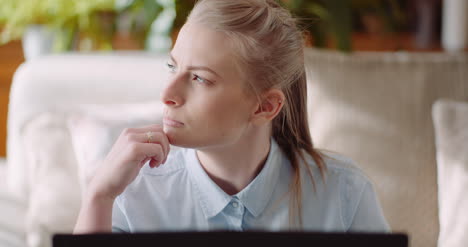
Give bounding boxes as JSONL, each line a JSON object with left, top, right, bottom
{"left": 171, "top": 23, "right": 237, "bottom": 76}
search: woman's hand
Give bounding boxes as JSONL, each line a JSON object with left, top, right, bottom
{"left": 88, "top": 124, "right": 170, "bottom": 200}
{"left": 74, "top": 124, "right": 169, "bottom": 234}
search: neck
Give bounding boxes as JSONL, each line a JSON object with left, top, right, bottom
{"left": 196, "top": 128, "right": 271, "bottom": 195}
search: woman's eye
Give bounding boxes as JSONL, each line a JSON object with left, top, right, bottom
{"left": 192, "top": 74, "right": 208, "bottom": 84}
{"left": 166, "top": 62, "right": 176, "bottom": 72}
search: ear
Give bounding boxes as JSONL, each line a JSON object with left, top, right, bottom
{"left": 251, "top": 89, "right": 285, "bottom": 126}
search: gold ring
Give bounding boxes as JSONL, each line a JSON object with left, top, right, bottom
{"left": 146, "top": 132, "right": 154, "bottom": 143}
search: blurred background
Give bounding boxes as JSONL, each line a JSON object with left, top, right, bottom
{"left": 0, "top": 0, "right": 467, "bottom": 158}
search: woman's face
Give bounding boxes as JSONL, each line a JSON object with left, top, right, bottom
{"left": 161, "top": 22, "right": 258, "bottom": 149}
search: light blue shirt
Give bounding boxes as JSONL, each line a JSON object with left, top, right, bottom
{"left": 112, "top": 139, "right": 390, "bottom": 232}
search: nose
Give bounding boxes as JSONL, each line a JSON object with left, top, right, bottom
{"left": 161, "top": 74, "right": 185, "bottom": 107}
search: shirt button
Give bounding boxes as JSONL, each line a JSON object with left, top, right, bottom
{"left": 232, "top": 201, "right": 239, "bottom": 208}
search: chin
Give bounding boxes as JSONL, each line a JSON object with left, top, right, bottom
{"left": 164, "top": 128, "right": 230, "bottom": 150}
{"left": 164, "top": 127, "right": 195, "bottom": 148}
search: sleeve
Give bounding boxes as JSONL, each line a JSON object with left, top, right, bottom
{"left": 347, "top": 181, "right": 391, "bottom": 233}
{"left": 112, "top": 196, "right": 130, "bottom": 233}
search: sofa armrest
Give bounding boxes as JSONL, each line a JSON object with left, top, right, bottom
{"left": 0, "top": 157, "right": 7, "bottom": 188}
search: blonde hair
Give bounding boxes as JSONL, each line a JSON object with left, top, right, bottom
{"left": 187, "top": 0, "right": 327, "bottom": 228}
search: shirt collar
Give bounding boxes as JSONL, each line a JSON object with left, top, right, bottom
{"left": 186, "top": 138, "right": 284, "bottom": 219}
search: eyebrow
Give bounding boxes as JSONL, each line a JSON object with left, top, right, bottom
{"left": 170, "top": 53, "right": 222, "bottom": 79}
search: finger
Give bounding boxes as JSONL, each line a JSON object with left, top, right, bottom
{"left": 132, "top": 124, "right": 164, "bottom": 133}
{"left": 129, "top": 132, "right": 169, "bottom": 162}
{"left": 119, "top": 124, "right": 164, "bottom": 136}
{"left": 131, "top": 143, "right": 164, "bottom": 168}
{"left": 149, "top": 132, "right": 170, "bottom": 164}
{"left": 149, "top": 158, "right": 160, "bottom": 168}
{"left": 139, "top": 157, "right": 151, "bottom": 168}
{"left": 146, "top": 145, "right": 164, "bottom": 168}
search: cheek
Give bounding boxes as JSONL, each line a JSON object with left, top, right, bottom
{"left": 166, "top": 85, "right": 256, "bottom": 148}
{"left": 190, "top": 91, "right": 252, "bottom": 133}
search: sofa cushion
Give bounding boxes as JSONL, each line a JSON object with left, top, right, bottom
{"left": 305, "top": 49, "right": 468, "bottom": 247}
{"left": 432, "top": 99, "right": 468, "bottom": 247}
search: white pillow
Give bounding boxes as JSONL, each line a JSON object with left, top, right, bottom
{"left": 21, "top": 101, "right": 164, "bottom": 247}
{"left": 67, "top": 101, "right": 165, "bottom": 196}
{"left": 432, "top": 99, "right": 468, "bottom": 247}
{"left": 22, "top": 112, "right": 82, "bottom": 247}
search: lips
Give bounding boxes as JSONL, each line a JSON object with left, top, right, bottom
{"left": 163, "top": 117, "right": 184, "bottom": 127}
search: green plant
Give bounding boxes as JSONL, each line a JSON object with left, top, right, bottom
{"left": 173, "top": 0, "right": 195, "bottom": 33}
{"left": 280, "top": 0, "right": 406, "bottom": 52}
{"left": 0, "top": 0, "right": 405, "bottom": 53}
{"left": 353, "top": 0, "right": 407, "bottom": 37}
{"left": 117, "top": 0, "right": 176, "bottom": 51}
{"left": 279, "top": 0, "right": 352, "bottom": 51}
{"left": 0, "top": 0, "right": 175, "bottom": 52}
{"left": 0, "top": 0, "right": 116, "bottom": 50}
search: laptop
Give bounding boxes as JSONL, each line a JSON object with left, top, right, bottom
{"left": 53, "top": 231, "right": 408, "bottom": 247}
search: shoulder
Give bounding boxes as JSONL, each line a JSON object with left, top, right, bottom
{"left": 305, "top": 150, "right": 372, "bottom": 186}
{"left": 321, "top": 150, "right": 372, "bottom": 193}
{"left": 322, "top": 151, "right": 375, "bottom": 204}
{"left": 307, "top": 151, "right": 382, "bottom": 227}
{"left": 311, "top": 151, "right": 389, "bottom": 231}
{"left": 303, "top": 151, "right": 373, "bottom": 201}
{"left": 333, "top": 155, "right": 369, "bottom": 182}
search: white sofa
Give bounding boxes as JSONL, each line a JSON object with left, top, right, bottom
{"left": 2, "top": 49, "right": 468, "bottom": 247}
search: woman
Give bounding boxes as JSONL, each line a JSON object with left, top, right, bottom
{"left": 74, "top": 0, "right": 389, "bottom": 233}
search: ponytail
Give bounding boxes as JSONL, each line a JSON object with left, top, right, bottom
{"left": 273, "top": 70, "right": 327, "bottom": 228}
